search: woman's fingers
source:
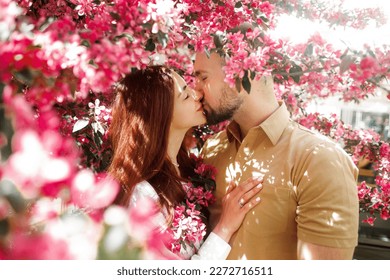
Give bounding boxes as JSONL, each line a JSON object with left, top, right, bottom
{"left": 226, "top": 176, "right": 262, "bottom": 194}
{"left": 213, "top": 176, "right": 264, "bottom": 242}
{"left": 240, "top": 194, "right": 261, "bottom": 213}
{"left": 237, "top": 180, "right": 263, "bottom": 207}
{"left": 223, "top": 176, "right": 263, "bottom": 212}
{"left": 230, "top": 176, "right": 263, "bottom": 200}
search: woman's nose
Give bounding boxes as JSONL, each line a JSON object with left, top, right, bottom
{"left": 191, "top": 91, "right": 199, "bottom": 101}
{"left": 191, "top": 90, "right": 203, "bottom": 102}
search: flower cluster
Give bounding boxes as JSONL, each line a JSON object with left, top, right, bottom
{"left": 168, "top": 202, "right": 206, "bottom": 257}
{"left": 358, "top": 179, "right": 390, "bottom": 225}
{"left": 183, "top": 0, "right": 277, "bottom": 91}
{"left": 166, "top": 154, "right": 217, "bottom": 258}
{"left": 57, "top": 95, "right": 113, "bottom": 173}
{"left": 0, "top": 87, "right": 166, "bottom": 260}
{"left": 187, "top": 154, "right": 218, "bottom": 207}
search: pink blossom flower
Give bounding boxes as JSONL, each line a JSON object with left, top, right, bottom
{"left": 29, "top": 198, "right": 62, "bottom": 224}
{"left": 0, "top": 198, "right": 11, "bottom": 220}
{"left": 380, "top": 208, "right": 390, "bottom": 220}
{"left": 7, "top": 232, "right": 72, "bottom": 260}
{"left": 71, "top": 170, "right": 119, "bottom": 209}
{"left": 164, "top": 155, "right": 217, "bottom": 257}
{"left": 3, "top": 129, "right": 74, "bottom": 199}
{"left": 362, "top": 216, "right": 376, "bottom": 226}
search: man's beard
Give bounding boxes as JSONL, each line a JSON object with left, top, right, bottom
{"left": 204, "top": 86, "right": 243, "bottom": 125}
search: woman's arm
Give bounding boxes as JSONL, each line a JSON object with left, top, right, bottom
{"left": 191, "top": 177, "right": 263, "bottom": 260}
{"left": 130, "top": 179, "right": 262, "bottom": 260}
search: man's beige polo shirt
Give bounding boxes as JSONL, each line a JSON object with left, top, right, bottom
{"left": 201, "top": 102, "right": 359, "bottom": 259}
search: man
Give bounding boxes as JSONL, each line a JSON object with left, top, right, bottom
{"left": 194, "top": 52, "right": 359, "bottom": 260}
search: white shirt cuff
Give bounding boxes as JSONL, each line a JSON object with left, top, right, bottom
{"left": 191, "top": 232, "right": 231, "bottom": 260}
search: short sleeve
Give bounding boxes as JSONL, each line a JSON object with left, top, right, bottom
{"left": 295, "top": 142, "right": 359, "bottom": 248}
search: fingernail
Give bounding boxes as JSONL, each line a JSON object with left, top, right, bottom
{"left": 256, "top": 183, "right": 263, "bottom": 189}
{"left": 256, "top": 197, "right": 261, "bottom": 202}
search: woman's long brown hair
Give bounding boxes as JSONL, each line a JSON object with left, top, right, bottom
{"left": 108, "top": 66, "right": 194, "bottom": 216}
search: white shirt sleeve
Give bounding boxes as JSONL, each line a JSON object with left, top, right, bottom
{"left": 190, "top": 232, "right": 231, "bottom": 260}
{"left": 129, "top": 181, "right": 167, "bottom": 231}
{"left": 129, "top": 181, "right": 231, "bottom": 260}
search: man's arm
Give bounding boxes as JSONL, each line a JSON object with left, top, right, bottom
{"left": 295, "top": 141, "right": 359, "bottom": 259}
{"left": 298, "top": 239, "right": 355, "bottom": 260}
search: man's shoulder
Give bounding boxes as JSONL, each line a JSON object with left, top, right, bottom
{"left": 288, "top": 121, "right": 354, "bottom": 164}
{"left": 286, "top": 122, "right": 358, "bottom": 181}
{"left": 289, "top": 121, "right": 338, "bottom": 149}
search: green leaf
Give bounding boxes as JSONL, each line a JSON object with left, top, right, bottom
{"left": 114, "top": 33, "right": 134, "bottom": 43}
{"left": 88, "top": 59, "right": 98, "bottom": 68}
{"left": 97, "top": 225, "right": 142, "bottom": 260}
{"left": 0, "top": 180, "right": 27, "bottom": 214}
{"left": 92, "top": 121, "right": 105, "bottom": 135}
{"left": 250, "top": 70, "right": 256, "bottom": 80}
{"left": 109, "top": 12, "right": 121, "bottom": 21}
{"left": 367, "top": 49, "right": 376, "bottom": 58}
{"left": 142, "top": 22, "right": 153, "bottom": 29}
{"left": 260, "top": 16, "right": 269, "bottom": 23}
{"left": 157, "top": 31, "right": 168, "bottom": 48}
{"left": 145, "top": 38, "right": 155, "bottom": 51}
{"left": 39, "top": 17, "right": 55, "bottom": 32}
{"left": 13, "top": 68, "right": 33, "bottom": 87}
{"left": 242, "top": 71, "right": 251, "bottom": 94}
{"left": 204, "top": 48, "right": 211, "bottom": 58}
{"left": 304, "top": 43, "right": 313, "bottom": 56}
{"left": 72, "top": 119, "right": 90, "bottom": 133}
{"left": 235, "top": 1, "right": 242, "bottom": 8}
{"left": 0, "top": 219, "right": 9, "bottom": 236}
{"left": 213, "top": 33, "right": 224, "bottom": 49}
{"left": 81, "top": 39, "right": 91, "bottom": 48}
{"left": 0, "top": 82, "right": 4, "bottom": 97}
{"left": 340, "top": 55, "right": 354, "bottom": 74}
{"left": 289, "top": 64, "right": 303, "bottom": 83}
{"left": 235, "top": 77, "right": 242, "bottom": 92}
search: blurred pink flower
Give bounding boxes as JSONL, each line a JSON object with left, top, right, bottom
{"left": 7, "top": 232, "right": 72, "bottom": 260}
{"left": 4, "top": 129, "right": 74, "bottom": 199}
{"left": 71, "top": 170, "right": 119, "bottom": 209}
{"left": 362, "top": 216, "right": 376, "bottom": 226}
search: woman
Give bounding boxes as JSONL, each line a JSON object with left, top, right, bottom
{"left": 108, "top": 66, "right": 262, "bottom": 259}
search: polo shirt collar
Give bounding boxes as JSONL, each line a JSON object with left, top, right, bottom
{"left": 226, "top": 102, "right": 290, "bottom": 146}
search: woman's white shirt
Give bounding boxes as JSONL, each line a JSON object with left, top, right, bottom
{"left": 128, "top": 181, "right": 231, "bottom": 260}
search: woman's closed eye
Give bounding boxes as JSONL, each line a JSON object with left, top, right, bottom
{"left": 181, "top": 85, "right": 190, "bottom": 100}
